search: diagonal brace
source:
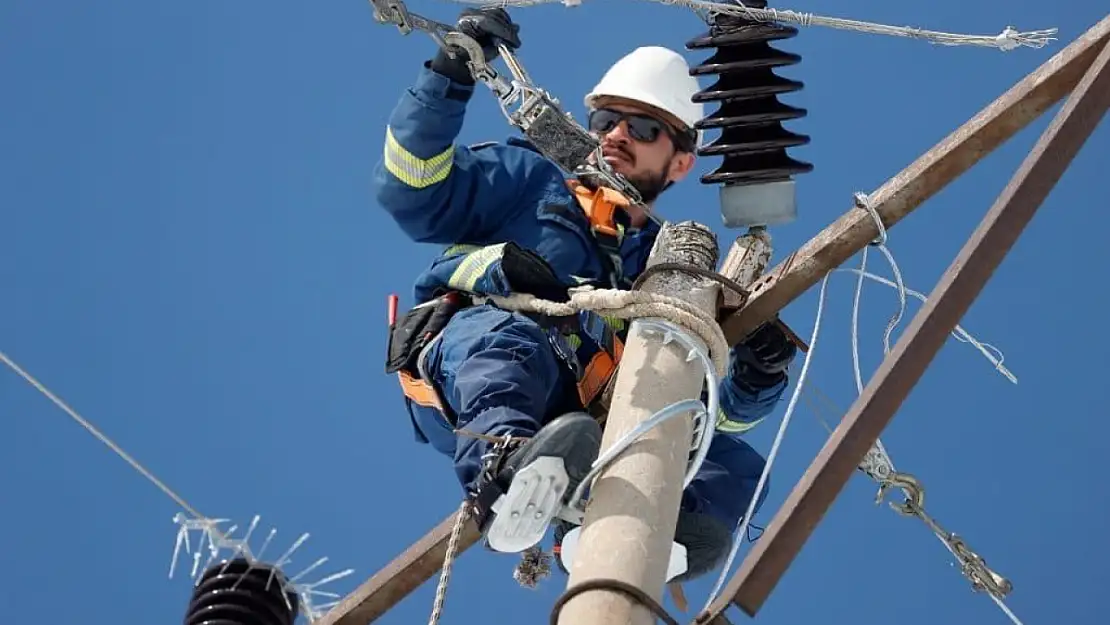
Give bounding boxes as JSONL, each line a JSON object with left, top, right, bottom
{"left": 315, "top": 510, "right": 481, "bottom": 625}
{"left": 703, "top": 29, "right": 1110, "bottom": 621}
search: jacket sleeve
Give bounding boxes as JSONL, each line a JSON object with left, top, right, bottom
{"left": 712, "top": 352, "right": 790, "bottom": 437}
{"left": 373, "top": 63, "right": 560, "bottom": 244}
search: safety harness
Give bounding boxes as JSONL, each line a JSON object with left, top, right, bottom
{"left": 566, "top": 179, "right": 632, "bottom": 291}
{"left": 388, "top": 179, "right": 639, "bottom": 424}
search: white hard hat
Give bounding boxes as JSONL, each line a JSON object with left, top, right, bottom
{"left": 584, "top": 46, "right": 704, "bottom": 145}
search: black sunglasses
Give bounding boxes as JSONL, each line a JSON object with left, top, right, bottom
{"left": 587, "top": 108, "right": 696, "bottom": 152}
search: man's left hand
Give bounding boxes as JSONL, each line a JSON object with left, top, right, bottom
{"left": 429, "top": 7, "right": 521, "bottom": 85}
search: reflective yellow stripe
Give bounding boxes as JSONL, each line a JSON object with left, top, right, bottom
{"left": 715, "top": 409, "right": 764, "bottom": 434}
{"left": 447, "top": 243, "right": 506, "bottom": 291}
{"left": 600, "top": 315, "right": 626, "bottom": 332}
{"left": 383, "top": 127, "right": 454, "bottom": 189}
{"left": 443, "top": 244, "right": 480, "bottom": 257}
{"left": 565, "top": 333, "right": 582, "bottom": 350}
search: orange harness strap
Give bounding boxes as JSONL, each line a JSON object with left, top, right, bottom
{"left": 567, "top": 179, "right": 630, "bottom": 238}
{"left": 565, "top": 179, "right": 632, "bottom": 409}
{"left": 399, "top": 336, "right": 623, "bottom": 418}
{"left": 397, "top": 369, "right": 445, "bottom": 412}
{"left": 576, "top": 334, "right": 624, "bottom": 407}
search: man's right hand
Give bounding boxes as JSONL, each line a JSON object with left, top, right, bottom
{"left": 430, "top": 7, "right": 521, "bottom": 85}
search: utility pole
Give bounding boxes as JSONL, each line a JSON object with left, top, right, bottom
{"left": 556, "top": 221, "right": 721, "bottom": 625}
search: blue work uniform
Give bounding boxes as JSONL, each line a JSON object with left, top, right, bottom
{"left": 373, "top": 62, "right": 785, "bottom": 542}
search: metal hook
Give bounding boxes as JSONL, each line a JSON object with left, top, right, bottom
{"left": 374, "top": 0, "right": 413, "bottom": 34}
{"left": 440, "top": 32, "right": 516, "bottom": 101}
{"left": 876, "top": 471, "right": 925, "bottom": 516}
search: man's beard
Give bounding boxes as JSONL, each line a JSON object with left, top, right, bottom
{"left": 623, "top": 166, "right": 669, "bottom": 205}
{"left": 581, "top": 161, "right": 671, "bottom": 205}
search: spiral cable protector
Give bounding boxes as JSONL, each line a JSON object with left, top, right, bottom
{"left": 686, "top": 0, "right": 813, "bottom": 187}
{"left": 183, "top": 557, "right": 301, "bottom": 625}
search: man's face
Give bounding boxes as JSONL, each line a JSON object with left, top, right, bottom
{"left": 586, "top": 100, "right": 696, "bottom": 216}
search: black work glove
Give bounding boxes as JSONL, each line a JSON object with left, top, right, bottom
{"left": 429, "top": 8, "right": 522, "bottom": 86}
{"left": 500, "top": 243, "right": 570, "bottom": 303}
{"left": 729, "top": 320, "right": 797, "bottom": 391}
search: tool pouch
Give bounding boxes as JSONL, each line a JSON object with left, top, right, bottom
{"left": 385, "top": 292, "right": 467, "bottom": 375}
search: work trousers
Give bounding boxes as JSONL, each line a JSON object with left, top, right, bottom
{"left": 406, "top": 304, "right": 771, "bottom": 533}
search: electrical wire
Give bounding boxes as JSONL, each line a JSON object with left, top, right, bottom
{"left": 0, "top": 348, "right": 206, "bottom": 520}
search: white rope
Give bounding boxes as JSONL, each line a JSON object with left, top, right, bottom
{"left": 487, "top": 286, "right": 730, "bottom": 375}
{"left": 841, "top": 195, "right": 1024, "bottom": 625}
{"left": 428, "top": 500, "right": 473, "bottom": 625}
{"left": 848, "top": 193, "right": 907, "bottom": 479}
{"left": 990, "top": 591, "right": 1026, "bottom": 625}
{"left": 700, "top": 268, "right": 831, "bottom": 613}
{"left": 836, "top": 268, "right": 1016, "bottom": 383}
{"left": 449, "top": 0, "right": 1058, "bottom": 51}
{"left": 845, "top": 190, "right": 1015, "bottom": 484}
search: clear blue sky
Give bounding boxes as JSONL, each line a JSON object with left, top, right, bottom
{"left": 2, "top": 1, "right": 1106, "bottom": 624}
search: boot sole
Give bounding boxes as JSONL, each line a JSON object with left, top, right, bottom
{"left": 485, "top": 414, "right": 601, "bottom": 553}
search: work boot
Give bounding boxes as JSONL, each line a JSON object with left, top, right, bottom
{"left": 672, "top": 510, "right": 733, "bottom": 582}
{"left": 551, "top": 510, "right": 733, "bottom": 582}
{"left": 477, "top": 412, "right": 602, "bottom": 554}
{"left": 494, "top": 411, "right": 602, "bottom": 502}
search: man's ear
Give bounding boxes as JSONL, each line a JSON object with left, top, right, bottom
{"left": 667, "top": 151, "right": 696, "bottom": 183}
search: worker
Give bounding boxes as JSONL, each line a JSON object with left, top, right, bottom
{"left": 376, "top": 7, "right": 797, "bottom": 582}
